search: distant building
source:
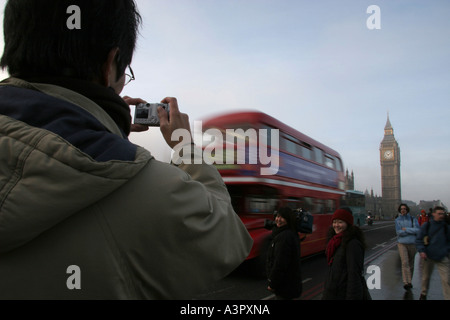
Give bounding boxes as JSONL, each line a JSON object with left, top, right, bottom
{"left": 419, "top": 200, "right": 448, "bottom": 213}
{"left": 365, "top": 188, "right": 383, "bottom": 219}
{"left": 403, "top": 200, "right": 419, "bottom": 216}
{"left": 345, "top": 169, "right": 354, "bottom": 191}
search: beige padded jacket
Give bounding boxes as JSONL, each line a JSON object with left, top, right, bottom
{"left": 0, "top": 79, "right": 252, "bottom": 299}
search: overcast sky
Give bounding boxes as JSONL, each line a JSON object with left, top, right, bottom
{"left": 1, "top": 0, "right": 449, "bottom": 208}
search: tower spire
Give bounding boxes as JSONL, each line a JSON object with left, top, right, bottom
{"left": 384, "top": 112, "right": 393, "bottom": 136}
{"left": 385, "top": 112, "right": 392, "bottom": 131}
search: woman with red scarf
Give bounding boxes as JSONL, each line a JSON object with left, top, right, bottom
{"left": 322, "top": 208, "right": 371, "bottom": 300}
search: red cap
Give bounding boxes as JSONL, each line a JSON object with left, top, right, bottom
{"left": 332, "top": 208, "right": 354, "bottom": 226}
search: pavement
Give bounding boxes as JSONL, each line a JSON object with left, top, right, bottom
{"left": 365, "top": 244, "right": 447, "bottom": 300}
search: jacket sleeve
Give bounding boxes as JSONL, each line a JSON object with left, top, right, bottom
{"left": 99, "top": 149, "right": 253, "bottom": 299}
{"left": 395, "top": 218, "right": 405, "bottom": 236}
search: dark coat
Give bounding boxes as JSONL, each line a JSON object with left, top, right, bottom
{"left": 322, "top": 226, "right": 370, "bottom": 300}
{"left": 266, "top": 226, "right": 302, "bottom": 299}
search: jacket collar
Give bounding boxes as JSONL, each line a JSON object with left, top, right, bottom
{"left": 13, "top": 76, "right": 132, "bottom": 137}
{"left": 272, "top": 225, "right": 292, "bottom": 237}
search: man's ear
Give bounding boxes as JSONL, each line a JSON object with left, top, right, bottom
{"left": 101, "top": 47, "right": 120, "bottom": 87}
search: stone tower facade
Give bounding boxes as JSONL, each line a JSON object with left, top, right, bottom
{"left": 380, "top": 114, "right": 402, "bottom": 218}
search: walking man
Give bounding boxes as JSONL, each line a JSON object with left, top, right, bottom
{"left": 416, "top": 206, "right": 450, "bottom": 300}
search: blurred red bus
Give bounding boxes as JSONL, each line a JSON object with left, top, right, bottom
{"left": 199, "top": 111, "right": 346, "bottom": 270}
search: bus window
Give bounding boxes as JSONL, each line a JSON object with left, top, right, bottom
{"left": 314, "top": 199, "right": 325, "bottom": 214}
{"left": 247, "top": 196, "right": 278, "bottom": 214}
{"left": 284, "top": 139, "right": 297, "bottom": 155}
{"left": 285, "top": 197, "right": 303, "bottom": 211}
{"left": 314, "top": 147, "right": 324, "bottom": 165}
{"left": 324, "top": 155, "right": 335, "bottom": 169}
{"left": 334, "top": 156, "right": 343, "bottom": 172}
{"left": 283, "top": 133, "right": 301, "bottom": 144}
{"left": 301, "top": 197, "right": 314, "bottom": 212}
{"left": 301, "top": 144, "right": 312, "bottom": 160}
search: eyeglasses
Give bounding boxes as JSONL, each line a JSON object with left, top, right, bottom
{"left": 124, "top": 65, "right": 135, "bottom": 86}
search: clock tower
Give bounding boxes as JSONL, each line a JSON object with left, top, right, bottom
{"left": 380, "top": 114, "right": 402, "bottom": 218}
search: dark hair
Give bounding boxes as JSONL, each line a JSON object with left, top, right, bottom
{"left": 1, "top": 0, "right": 142, "bottom": 81}
{"left": 397, "top": 203, "right": 410, "bottom": 213}
{"left": 433, "top": 206, "right": 446, "bottom": 213}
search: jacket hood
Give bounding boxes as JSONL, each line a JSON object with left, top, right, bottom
{"left": 0, "top": 80, "right": 152, "bottom": 254}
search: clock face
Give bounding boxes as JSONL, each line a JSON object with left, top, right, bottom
{"left": 384, "top": 150, "right": 393, "bottom": 159}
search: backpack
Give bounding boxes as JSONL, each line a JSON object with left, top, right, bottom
{"left": 295, "top": 209, "right": 314, "bottom": 234}
{"left": 423, "top": 221, "right": 448, "bottom": 246}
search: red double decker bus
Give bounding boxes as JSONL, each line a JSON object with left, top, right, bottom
{"left": 200, "top": 111, "right": 346, "bottom": 270}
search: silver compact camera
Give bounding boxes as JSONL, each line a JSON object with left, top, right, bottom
{"left": 134, "top": 103, "right": 170, "bottom": 126}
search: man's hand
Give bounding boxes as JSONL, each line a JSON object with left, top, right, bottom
{"left": 122, "top": 96, "right": 150, "bottom": 133}
{"left": 158, "top": 97, "right": 192, "bottom": 149}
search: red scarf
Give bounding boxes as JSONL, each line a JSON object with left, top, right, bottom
{"left": 326, "top": 233, "right": 344, "bottom": 265}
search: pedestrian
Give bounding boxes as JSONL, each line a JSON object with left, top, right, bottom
{"left": 322, "top": 207, "right": 371, "bottom": 300}
{"left": 418, "top": 209, "right": 429, "bottom": 226}
{"left": 0, "top": 0, "right": 253, "bottom": 299}
{"left": 266, "top": 207, "right": 302, "bottom": 300}
{"left": 416, "top": 206, "right": 450, "bottom": 300}
{"left": 395, "top": 203, "right": 420, "bottom": 291}
{"left": 417, "top": 210, "right": 430, "bottom": 279}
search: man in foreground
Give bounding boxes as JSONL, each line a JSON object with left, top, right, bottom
{"left": 0, "top": 0, "right": 252, "bottom": 299}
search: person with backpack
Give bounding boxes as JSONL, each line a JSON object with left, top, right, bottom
{"left": 395, "top": 203, "right": 420, "bottom": 291}
{"left": 416, "top": 206, "right": 450, "bottom": 300}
